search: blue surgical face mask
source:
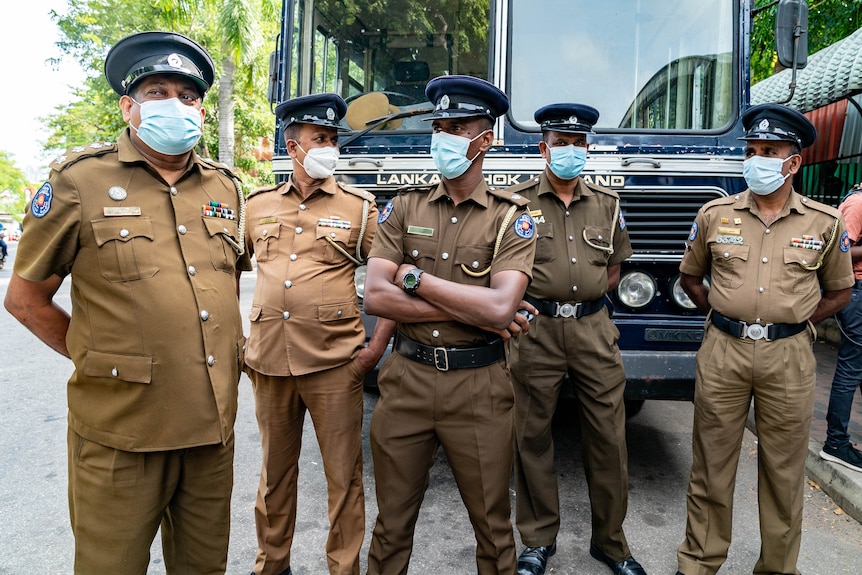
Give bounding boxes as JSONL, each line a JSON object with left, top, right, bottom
{"left": 430, "top": 130, "right": 489, "bottom": 179}
{"left": 742, "top": 154, "right": 796, "bottom": 196}
{"left": 131, "top": 98, "right": 203, "bottom": 155}
{"left": 547, "top": 144, "right": 587, "bottom": 180}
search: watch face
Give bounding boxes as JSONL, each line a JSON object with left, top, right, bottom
{"left": 404, "top": 272, "right": 418, "bottom": 288}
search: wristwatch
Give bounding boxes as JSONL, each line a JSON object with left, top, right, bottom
{"left": 402, "top": 268, "right": 424, "bottom": 296}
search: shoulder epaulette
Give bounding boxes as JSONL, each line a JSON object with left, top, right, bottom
{"left": 801, "top": 195, "right": 842, "bottom": 218}
{"left": 584, "top": 181, "right": 620, "bottom": 199}
{"left": 247, "top": 181, "right": 286, "bottom": 200}
{"left": 702, "top": 194, "right": 740, "bottom": 210}
{"left": 503, "top": 176, "right": 542, "bottom": 196}
{"left": 336, "top": 181, "right": 377, "bottom": 202}
{"left": 199, "top": 156, "right": 241, "bottom": 179}
{"left": 50, "top": 142, "right": 117, "bottom": 172}
{"left": 489, "top": 186, "right": 530, "bottom": 207}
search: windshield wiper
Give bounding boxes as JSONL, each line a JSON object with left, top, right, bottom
{"left": 340, "top": 107, "right": 434, "bottom": 148}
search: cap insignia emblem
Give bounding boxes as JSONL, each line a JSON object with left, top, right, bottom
{"left": 167, "top": 53, "right": 183, "bottom": 68}
{"left": 326, "top": 107, "right": 335, "bottom": 121}
{"left": 440, "top": 95, "right": 450, "bottom": 109}
{"left": 568, "top": 116, "right": 579, "bottom": 124}
{"left": 108, "top": 186, "right": 128, "bottom": 201}
{"left": 759, "top": 119, "right": 770, "bottom": 131}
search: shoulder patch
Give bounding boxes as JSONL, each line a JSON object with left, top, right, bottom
{"left": 514, "top": 212, "right": 535, "bottom": 239}
{"left": 840, "top": 230, "right": 851, "bottom": 252}
{"left": 619, "top": 213, "right": 627, "bottom": 230}
{"left": 688, "top": 221, "right": 698, "bottom": 241}
{"left": 488, "top": 187, "right": 530, "bottom": 207}
{"left": 379, "top": 199, "right": 394, "bottom": 224}
{"left": 31, "top": 182, "right": 53, "bottom": 218}
{"left": 337, "top": 181, "right": 377, "bottom": 202}
{"left": 51, "top": 141, "right": 117, "bottom": 172}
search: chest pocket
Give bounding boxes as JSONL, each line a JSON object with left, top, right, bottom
{"left": 252, "top": 223, "right": 281, "bottom": 262}
{"left": 781, "top": 247, "right": 820, "bottom": 295}
{"left": 709, "top": 244, "right": 749, "bottom": 289}
{"left": 455, "top": 245, "right": 494, "bottom": 280}
{"left": 313, "top": 225, "right": 355, "bottom": 265}
{"left": 91, "top": 217, "right": 158, "bottom": 282}
{"left": 583, "top": 225, "right": 612, "bottom": 266}
{"left": 403, "top": 235, "right": 438, "bottom": 269}
{"left": 534, "top": 222, "right": 556, "bottom": 264}
{"left": 203, "top": 217, "right": 239, "bottom": 273}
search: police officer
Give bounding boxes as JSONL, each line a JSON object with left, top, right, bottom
{"left": 4, "top": 31, "right": 249, "bottom": 574}
{"left": 243, "top": 93, "right": 394, "bottom": 575}
{"left": 675, "top": 103, "right": 853, "bottom": 575}
{"left": 507, "top": 104, "right": 646, "bottom": 575}
{"left": 363, "top": 75, "right": 537, "bottom": 575}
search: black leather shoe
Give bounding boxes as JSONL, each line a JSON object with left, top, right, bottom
{"left": 249, "top": 568, "right": 291, "bottom": 575}
{"left": 589, "top": 544, "right": 648, "bottom": 575}
{"left": 517, "top": 542, "right": 557, "bottom": 575}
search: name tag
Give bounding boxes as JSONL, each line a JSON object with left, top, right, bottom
{"left": 717, "top": 226, "right": 741, "bottom": 236}
{"left": 103, "top": 206, "right": 141, "bottom": 216}
{"left": 407, "top": 225, "right": 434, "bottom": 236}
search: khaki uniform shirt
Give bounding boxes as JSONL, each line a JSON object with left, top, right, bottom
{"left": 680, "top": 189, "right": 853, "bottom": 324}
{"left": 244, "top": 176, "right": 378, "bottom": 376}
{"left": 15, "top": 131, "right": 251, "bottom": 451}
{"left": 510, "top": 174, "right": 632, "bottom": 302}
{"left": 370, "top": 180, "right": 536, "bottom": 347}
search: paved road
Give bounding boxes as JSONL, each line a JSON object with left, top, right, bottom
{"left": 0, "top": 242, "right": 860, "bottom": 574}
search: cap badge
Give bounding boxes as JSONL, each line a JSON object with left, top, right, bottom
{"left": 167, "top": 53, "right": 183, "bottom": 68}
{"left": 108, "top": 186, "right": 128, "bottom": 201}
{"left": 568, "top": 115, "right": 579, "bottom": 124}
{"left": 440, "top": 94, "right": 450, "bottom": 110}
{"left": 326, "top": 107, "right": 335, "bottom": 121}
{"left": 759, "top": 119, "right": 770, "bottom": 131}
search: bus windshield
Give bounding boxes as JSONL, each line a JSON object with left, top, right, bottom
{"left": 509, "top": 0, "right": 736, "bottom": 131}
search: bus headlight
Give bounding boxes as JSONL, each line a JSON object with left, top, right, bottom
{"left": 354, "top": 265, "right": 367, "bottom": 299}
{"left": 617, "top": 271, "right": 656, "bottom": 309}
{"left": 671, "top": 274, "right": 710, "bottom": 310}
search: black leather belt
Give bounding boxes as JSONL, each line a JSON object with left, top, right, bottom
{"left": 524, "top": 295, "right": 604, "bottom": 319}
{"left": 393, "top": 332, "right": 505, "bottom": 371}
{"left": 711, "top": 311, "right": 806, "bottom": 341}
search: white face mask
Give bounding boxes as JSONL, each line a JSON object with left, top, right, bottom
{"left": 293, "top": 142, "right": 339, "bottom": 179}
{"left": 742, "top": 154, "right": 796, "bottom": 196}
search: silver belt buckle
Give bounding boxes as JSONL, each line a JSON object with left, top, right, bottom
{"left": 557, "top": 303, "right": 576, "bottom": 318}
{"left": 433, "top": 347, "right": 450, "bottom": 371}
{"left": 744, "top": 322, "right": 767, "bottom": 341}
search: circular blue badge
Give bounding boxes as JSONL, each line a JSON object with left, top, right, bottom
{"left": 378, "top": 200, "right": 394, "bottom": 224}
{"left": 840, "top": 230, "right": 851, "bottom": 252}
{"left": 688, "top": 221, "right": 698, "bottom": 241}
{"left": 31, "top": 182, "right": 53, "bottom": 218}
{"left": 514, "top": 212, "right": 535, "bottom": 239}
{"left": 619, "top": 213, "right": 626, "bottom": 230}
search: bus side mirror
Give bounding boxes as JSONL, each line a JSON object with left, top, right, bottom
{"left": 267, "top": 50, "right": 279, "bottom": 105}
{"left": 775, "top": 0, "right": 808, "bottom": 69}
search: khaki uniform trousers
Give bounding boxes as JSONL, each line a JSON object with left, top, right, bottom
{"left": 509, "top": 309, "right": 631, "bottom": 560}
{"left": 67, "top": 429, "right": 234, "bottom": 574}
{"left": 250, "top": 360, "right": 365, "bottom": 575}
{"left": 677, "top": 324, "right": 816, "bottom": 575}
{"left": 367, "top": 352, "right": 517, "bottom": 575}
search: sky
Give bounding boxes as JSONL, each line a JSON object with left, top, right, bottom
{"left": 0, "top": 0, "right": 86, "bottom": 181}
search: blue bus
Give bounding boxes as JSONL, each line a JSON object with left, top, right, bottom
{"left": 267, "top": 0, "right": 808, "bottom": 410}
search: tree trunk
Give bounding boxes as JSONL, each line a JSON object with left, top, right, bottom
{"left": 218, "top": 57, "right": 236, "bottom": 168}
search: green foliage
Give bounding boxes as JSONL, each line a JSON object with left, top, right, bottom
{"left": 751, "top": 0, "right": 862, "bottom": 84}
{"left": 0, "top": 151, "right": 30, "bottom": 219}
{"left": 43, "top": 0, "right": 280, "bottom": 187}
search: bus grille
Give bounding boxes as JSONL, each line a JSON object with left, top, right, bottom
{"left": 619, "top": 189, "right": 726, "bottom": 255}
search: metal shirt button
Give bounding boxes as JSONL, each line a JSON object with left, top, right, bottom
{"left": 432, "top": 330, "right": 440, "bottom": 338}
{"left": 337, "top": 310, "right": 343, "bottom": 317}
{"left": 565, "top": 211, "right": 570, "bottom": 217}
{"left": 759, "top": 287, "right": 765, "bottom": 293}
{"left": 571, "top": 258, "right": 577, "bottom": 263}
{"left": 178, "top": 225, "right": 187, "bottom": 235}
{"left": 295, "top": 227, "right": 302, "bottom": 234}
{"left": 262, "top": 229, "right": 268, "bottom": 236}
{"left": 442, "top": 253, "right": 449, "bottom": 260}
{"left": 569, "top": 235, "right": 574, "bottom": 241}
{"left": 451, "top": 217, "right": 458, "bottom": 224}
{"left": 284, "top": 280, "right": 292, "bottom": 288}
{"left": 299, "top": 204, "right": 307, "bottom": 210}
{"left": 119, "top": 229, "right": 129, "bottom": 238}
{"left": 223, "top": 227, "right": 228, "bottom": 234}
{"left": 598, "top": 235, "right": 603, "bottom": 241}
{"left": 572, "top": 286, "right": 578, "bottom": 292}
{"left": 723, "top": 252, "right": 730, "bottom": 258}
{"left": 111, "top": 367, "right": 118, "bottom": 377}
{"left": 207, "top": 355, "right": 215, "bottom": 366}
{"left": 762, "top": 257, "right": 768, "bottom": 263}
{"left": 765, "top": 228, "right": 771, "bottom": 234}
{"left": 283, "top": 311, "right": 290, "bottom": 319}
{"left": 330, "top": 232, "right": 336, "bottom": 238}
{"left": 290, "top": 254, "right": 297, "bottom": 261}
{"left": 802, "top": 259, "right": 808, "bottom": 265}
{"left": 188, "top": 266, "right": 196, "bottom": 276}
{"left": 170, "top": 186, "right": 178, "bottom": 196}
{"left": 472, "top": 261, "right": 480, "bottom": 268}
{"left": 200, "top": 310, "right": 209, "bottom": 321}
{"left": 412, "top": 249, "right": 419, "bottom": 257}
